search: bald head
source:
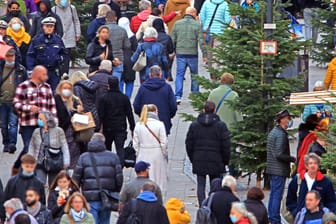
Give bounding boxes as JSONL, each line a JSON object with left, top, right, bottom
{"left": 185, "top": 7, "right": 196, "bottom": 16}
{"left": 31, "top": 66, "right": 48, "bottom": 84}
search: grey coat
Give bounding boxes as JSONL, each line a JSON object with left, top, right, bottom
{"left": 28, "top": 127, "right": 70, "bottom": 167}
{"left": 51, "top": 4, "right": 81, "bottom": 48}
{"left": 105, "top": 21, "right": 131, "bottom": 61}
{"left": 265, "top": 126, "right": 295, "bottom": 177}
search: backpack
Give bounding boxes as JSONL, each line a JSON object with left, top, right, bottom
{"left": 124, "top": 141, "right": 136, "bottom": 168}
{"left": 196, "top": 193, "right": 217, "bottom": 224}
{"left": 125, "top": 199, "right": 140, "bottom": 224}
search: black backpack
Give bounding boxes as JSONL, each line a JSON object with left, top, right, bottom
{"left": 196, "top": 193, "right": 217, "bottom": 224}
{"left": 124, "top": 141, "right": 136, "bottom": 168}
{"left": 125, "top": 199, "right": 140, "bottom": 224}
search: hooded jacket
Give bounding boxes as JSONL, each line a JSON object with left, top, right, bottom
{"left": 325, "top": 57, "right": 336, "bottom": 90}
{"left": 86, "top": 17, "right": 106, "bottom": 43}
{"left": 164, "top": 0, "right": 190, "bottom": 33}
{"left": 117, "top": 191, "right": 169, "bottom": 224}
{"left": 30, "top": 0, "right": 64, "bottom": 37}
{"left": 244, "top": 199, "right": 269, "bottom": 224}
{"left": 186, "top": 112, "right": 231, "bottom": 175}
{"left": 88, "top": 69, "right": 110, "bottom": 105}
{"left": 9, "top": 209, "right": 38, "bottom": 224}
{"left": 133, "top": 78, "right": 177, "bottom": 135}
{"left": 166, "top": 198, "right": 191, "bottom": 224}
{"left": 295, "top": 207, "right": 329, "bottom": 224}
{"left": 130, "top": 10, "right": 151, "bottom": 33}
{"left": 153, "top": 19, "right": 174, "bottom": 56}
{"left": 72, "top": 139, "right": 123, "bottom": 201}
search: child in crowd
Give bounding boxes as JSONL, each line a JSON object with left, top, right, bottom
{"left": 166, "top": 198, "right": 191, "bottom": 224}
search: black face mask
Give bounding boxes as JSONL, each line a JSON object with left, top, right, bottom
{"left": 26, "top": 199, "right": 37, "bottom": 207}
{"left": 10, "top": 10, "right": 20, "bottom": 17}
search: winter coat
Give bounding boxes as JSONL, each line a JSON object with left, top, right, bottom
{"left": 309, "top": 141, "right": 327, "bottom": 157}
{"left": 171, "top": 15, "right": 207, "bottom": 57}
{"left": 153, "top": 19, "right": 174, "bottom": 55}
{"left": 2, "top": 13, "right": 31, "bottom": 32}
{"left": 26, "top": 33, "right": 67, "bottom": 71}
{"left": 28, "top": 127, "right": 70, "bottom": 167}
{"left": 8, "top": 209, "right": 38, "bottom": 224}
{"left": 85, "top": 37, "right": 114, "bottom": 73}
{"left": 295, "top": 207, "right": 329, "bottom": 224}
{"left": 98, "top": 88, "right": 135, "bottom": 132}
{"left": 73, "top": 80, "right": 99, "bottom": 131}
{"left": 236, "top": 217, "right": 251, "bottom": 224}
{"left": 51, "top": 4, "right": 81, "bottom": 48}
{"left": 25, "top": 204, "right": 53, "bottom": 224}
{"left": 325, "top": 57, "right": 336, "bottom": 90}
{"left": 200, "top": 0, "right": 231, "bottom": 35}
{"left": 211, "top": 186, "right": 240, "bottom": 224}
{"left": 3, "top": 35, "right": 22, "bottom": 64}
{"left": 122, "top": 35, "right": 137, "bottom": 82}
{"left": 60, "top": 211, "right": 95, "bottom": 224}
{"left": 105, "top": 21, "right": 131, "bottom": 61}
{"left": 166, "top": 198, "right": 191, "bottom": 224}
{"left": 164, "top": 0, "right": 190, "bottom": 33}
{"left": 0, "top": 61, "right": 27, "bottom": 91}
{"left": 208, "top": 84, "right": 243, "bottom": 131}
{"left": 186, "top": 112, "right": 231, "bottom": 176}
{"left": 88, "top": 69, "right": 110, "bottom": 106}
{"left": 4, "top": 171, "right": 45, "bottom": 204}
{"left": 244, "top": 199, "right": 268, "bottom": 224}
{"left": 54, "top": 94, "right": 80, "bottom": 132}
{"left": 130, "top": 10, "right": 151, "bottom": 33}
{"left": 86, "top": 17, "right": 105, "bottom": 43}
{"left": 265, "top": 125, "right": 295, "bottom": 177}
{"left": 133, "top": 78, "right": 177, "bottom": 135}
{"left": 91, "top": 0, "right": 121, "bottom": 20}
{"left": 241, "top": 1, "right": 260, "bottom": 12}
{"left": 136, "top": 16, "right": 168, "bottom": 40}
{"left": 296, "top": 122, "right": 317, "bottom": 155}
{"left": 72, "top": 139, "right": 123, "bottom": 202}
{"left": 131, "top": 39, "right": 169, "bottom": 80}
{"left": 25, "top": 0, "right": 38, "bottom": 16}
{"left": 286, "top": 171, "right": 336, "bottom": 217}
{"left": 117, "top": 191, "right": 170, "bottom": 224}
{"left": 30, "top": 0, "right": 64, "bottom": 37}
{"left": 302, "top": 103, "right": 332, "bottom": 122}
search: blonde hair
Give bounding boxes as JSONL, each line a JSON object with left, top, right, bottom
{"left": 139, "top": 104, "right": 157, "bottom": 124}
{"left": 97, "top": 4, "right": 111, "bottom": 18}
{"left": 64, "top": 192, "right": 90, "bottom": 214}
{"left": 8, "top": 17, "right": 24, "bottom": 27}
{"left": 55, "top": 80, "right": 82, "bottom": 111}
{"left": 69, "top": 71, "right": 89, "bottom": 85}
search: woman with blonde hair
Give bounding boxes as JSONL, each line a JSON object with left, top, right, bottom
{"left": 230, "top": 202, "right": 258, "bottom": 224}
{"left": 60, "top": 192, "right": 95, "bottom": 224}
{"left": 133, "top": 104, "right": 168, "bottom": 192}
{"left": 55, "top": 80, "right": 83, "bottom": 168}
{"left": 6, "top": 17, "right": 31, "bottom": 67}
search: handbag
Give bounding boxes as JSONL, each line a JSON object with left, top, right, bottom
{"left": 132, "top": 45, "right": 147, "bottom": 72}
{"left": 124, "top": 141, "right": 136, "bottom": 168}
{"left": 40, "top": 129, "right": 64, "bottom": 173}
{"left": 71, "top": 112, "right": 96, "bottom": 142}
{"left": 203, "top": 1, "right": 220, "bottom": 43}
{"left": 88, "top": 153, "right": 119, "bottom": 211}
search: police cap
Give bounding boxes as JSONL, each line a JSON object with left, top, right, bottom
{"left": 41, "top": 17, "right": 56, "bottom": 26}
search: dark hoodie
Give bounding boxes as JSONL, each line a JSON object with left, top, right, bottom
{"left": 30, "top": 0, "right": 64, "bottom": 37}
{"left": 152, "top": 19, "right": 174, "bottom": 56}
{"left": 72, "top": 138, "right": 123, "bottom": 202}
{"left": 186, "top": 113, "right": 231, "bottom": 175}
{"left": 133, "top": 78, "right": 177, "bottom": 135}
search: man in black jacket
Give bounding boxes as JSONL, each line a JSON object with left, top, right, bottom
{"left": 73, "top": 133, "right": 123, "bottom": 224}
{"left": 25, "top": 188, "right": 53, "bottom": 224}
{"left": 185, "top": 101, "right": 231, "bottom": 206}
{"left": 98, "top": 76, "right": 135, "bottom": 166}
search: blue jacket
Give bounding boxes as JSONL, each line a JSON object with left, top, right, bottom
{"left": 294, "top": 207, "right": 329, "bottom": 224}
{"left": 86, "top": 17, "right": 106, "bottom": 43}
{"left": 199, "top": 0, "right": 231, "bottom": 35}
{"left": 241, "top": 1, "right": 260, "bottom": 12}
{"left": 133, "top": 78, "right": 177, "bottom": 134}
{"left": 3, "top": 36, "right": 22, "bottom": 65}
{"left": 302, "top": 104, "right": 332, "bottom": 121}
{"left": 26, "top": 33, "right": 67, "bottom": 71}
{"left": 286, "top": 172, "right": 336, "bottom": 218}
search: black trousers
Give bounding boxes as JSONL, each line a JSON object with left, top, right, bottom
{"left": 103, "top": 130, "right": 127, "bottom": 166}
{"left": 197, "top": 174, "right": 220, "bottom": 206}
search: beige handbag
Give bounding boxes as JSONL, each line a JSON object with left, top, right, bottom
{"left": 132, "top": 47, "right": 147, "bottom": 72}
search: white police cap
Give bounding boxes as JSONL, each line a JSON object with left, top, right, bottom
{"left": 41, "top": 17, "right": 56, "bottom": 25}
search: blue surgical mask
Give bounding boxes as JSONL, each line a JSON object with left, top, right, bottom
{"left": 5, "top": 61, "right": 15, "bottom": 67}
{"left": 37, "top": 119, "right": 44, "bottom": 128}
{"left": 60, "top": 0, "right": 68, "bottom": 7}
{"left": 12, "top": 23, "right": 21, "bottom": 31}
{"left": 230, "top": 215, "right": 238, "bottom": 223}
{"left": 22, "top": 170, "right": 34, "bottom": 177}
{"left": 287, "top": 120, "right": 293, "bottom": 128}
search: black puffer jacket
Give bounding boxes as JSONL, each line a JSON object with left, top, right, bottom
{"left": 244, "top": 199, "right": 269, "bottom": 224}
{"left": 309, "top": 141, "right": 326, "bottom": 157}
{"left": 186, "top": 113, "right": 231, "bottom": 176}
{"left": 73, "top": 80, "right": 99, "bottom": 131}
{"left": 72, "top": 139, "right": 123, "bottom": 202}
{"left": 122, "top": 35, "right": 137, "bottom": 82}
{"left": 88, "top": 70, "right": 110, "bottom": 106}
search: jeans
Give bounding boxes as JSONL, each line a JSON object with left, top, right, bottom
{"left": 303, "top": 8, "right": 318, "bottom": 42}
{"left": 35, "top": 168, "right": 57, "bottom": 186}
{"left": 89, "top": 201, "right": 111, "bottom": 224}
{"left": 47, "top": 70, "right": 60, "bottom": 92}
{"left": 103, "top": 130, "right": 127, "bottom": 167}
{"left": 175, "top": 56, "right": 199, "bottom": 100}
{"left": 120, "top": 81, "right": 134, "bottom": 99}
{"left": 112, "top": 63, "right": 124, "bottom": 92}
{"left": 197, "top": 174, "right": 219, "bottom": 206}
{"left": 268, "top": 175, "right": 286, "bottom": 224}
{"left": 14, "top": 126, "right": 37, "bottom": 168}
{"left": 0, "top": 103, "right": 18, "bottom": 147}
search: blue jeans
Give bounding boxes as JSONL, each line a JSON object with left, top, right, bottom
{"left": 268, "top": 175, "right": 286, "bottom": 224}
{"left": 175, "top": 56, "right": 199, "bottom": 100}
{"left": 120, "top": 81, "right": 134, "bottom": 99}
{"left": 14, "top": 126, "right": 37, "bottom": 168}
{"left": 112, "top": 63, "right": 124, "bottom": 92}
{"left": 89, "top": 201, "right": 111, "bottom": 224}
{"left": 0, "top": 103, "right": 18, "bottom": 146}
{"left": 47, "top": 70, "right": 60, "bottom": 92}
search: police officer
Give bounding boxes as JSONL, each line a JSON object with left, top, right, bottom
{"left": 0, "top": 20, "right": 22, "bottom": 65}
{"left": 26, "top": 17, "right": 67, "bottom": 91}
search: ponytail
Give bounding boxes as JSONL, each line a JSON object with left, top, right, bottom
{"left": 140, "top": 105, "right": 149, "bottom": 124}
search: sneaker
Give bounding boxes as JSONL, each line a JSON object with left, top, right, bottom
{"left": 8, "top": 144, "right": 16, "bottom": 154}
{"left": 3, "top": 145, "right": 9, "bottom": 153}
{"left": 176, "top": 99, "right": 181, "bottom": 105}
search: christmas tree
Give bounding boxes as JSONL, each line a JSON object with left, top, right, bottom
{"left": 184, "top": 1, "right": 308, "bottom": 185}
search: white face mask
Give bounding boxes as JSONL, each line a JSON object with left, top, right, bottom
{"left": 61, "top": 89, "right": 72, "bottom": 97}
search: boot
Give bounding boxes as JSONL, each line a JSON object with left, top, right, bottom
{"left": 11, "top": 166, "right": 19, "bottom": 176}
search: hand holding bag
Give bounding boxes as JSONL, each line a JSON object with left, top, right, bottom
{"left": 71, "top": 112, "right": 96, "bottom": 142}
{"left": 132, "top": 45, "right": 147, "bottom": 72}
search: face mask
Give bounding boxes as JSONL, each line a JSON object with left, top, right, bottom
{"left": 26, "top": 199, "right": 37, "bottom": 207}
{"left": 5, "top": 61, "right": 15, "bottom": 67}
{"left": 12, "top": 23, "right": 21, "bottom": 31}
{"left": 22, "top": 170, "right": 34, "bottom": 177}
{"left": 37, "top": 119, "right": 44, "bottom": 128}
{"left": 287, "top": 120, "right": 293, "bottom": 128}
{"left": 10, "top": 10, "right": 20, "bottom": 17}
{"left": 230, "top": 215, "right": 238, "bottom": 223}
{"left": 60, "top": 0, "right": 68, "bottom": 7}
{"left": 6, "top": 213, "right": 10, "bottom": 219}
{"left": 61, "top": 89, "right": 72, "bottom": 97}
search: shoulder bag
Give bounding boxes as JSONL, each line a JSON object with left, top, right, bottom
{"left": 281, "top": 174, "right": 302, "bottom": 223}
{"left": 196, "top": 192, "right": 217, "bottom": 224}
{"left": 132, "top": 45, "right": 147, "bottom": 72}
{"left": 203, "top": 2, "right": 220, "bottom": 43}
{"left": 88, "top": 152, "right": 119, "bottom": 211}
{"left": 216, "top": 88, "right": 232, "bottom": 112}
{"left": 145, "top": 124, "right": 160, "bottom": 144}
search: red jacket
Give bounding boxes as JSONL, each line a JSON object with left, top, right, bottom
{"left": 237, "top": 217, "right": 251, "bottom": 224}
{"left": 297, "top": 132, "right": 317, "bottom": 174}
{"left": 162, "top": 11, "right": 177, "bottom": 23}
{"left": 130, "top": 10, "right": 151, "bottom": 33}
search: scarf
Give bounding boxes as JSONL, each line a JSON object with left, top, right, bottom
{"left": 27, "top": 201, "right": 41, "bottom": 217}
{"left": 6, "top": 27, "right": 31, "bottom": 47}
{"left": 148, "top": 112, "right": 159, "bottom": 120}
{"left": 70, "top": 208, "right": 85, "bottom": 222}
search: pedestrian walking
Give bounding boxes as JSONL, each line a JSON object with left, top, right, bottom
{"left": 0, "top": 20, "right": 22, "bottom": 64}
{"left": 230, "top": 202, "right": 258, "bottom": 224}
{"left": 3, "top": 1, "right": 31, "bottom": 32}
{"left": 86, "top": 4, "right": 111, "bottom": 43}
{"left": 91, "top": 0, "right": 121, "bottom": 20}
{"left": 25, "top": 188, "right": 53, "bottom": 224}
{"left": 4, "top": 198, "right": 38, "bottom": 224}
{"left": 130, "top": 0, "right": 152, "bottom": 33}
{"left": 323, "top": 212, "right": 336, "bottom": 224}
{"left": 244, "top": 187, "right": 268, "bottom": 224}
{"left": 164, "top": 0, "right": 190, "bottom": 33}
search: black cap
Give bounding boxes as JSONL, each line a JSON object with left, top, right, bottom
{"left": 275, "top": 109, "right": 294, "bottom": 121}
